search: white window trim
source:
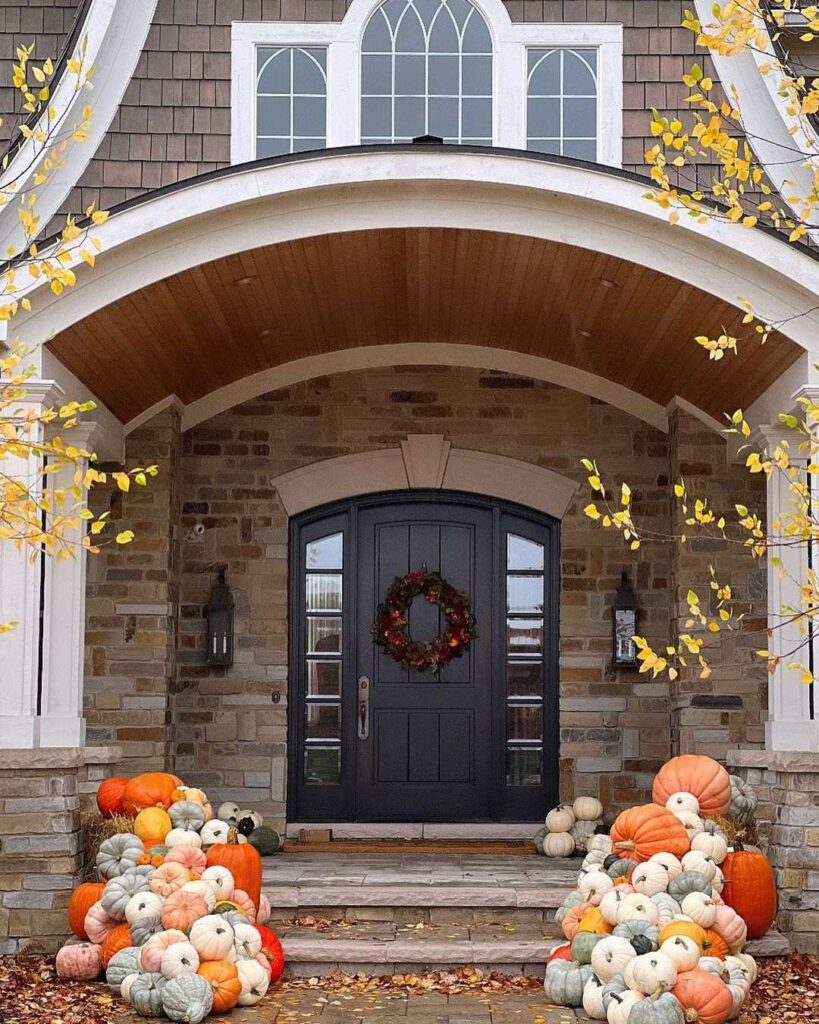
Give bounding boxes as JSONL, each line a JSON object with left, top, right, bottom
{"left": 232, "top": 2, "right": 623, "bottom": 166}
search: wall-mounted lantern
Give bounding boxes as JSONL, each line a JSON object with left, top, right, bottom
{"left": 206, "top": 566, "right": 234, "bottom": 666}
{"left": 613, "top": 572, "right": 638, "bottom": 669}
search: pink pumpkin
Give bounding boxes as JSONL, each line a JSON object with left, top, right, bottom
{"left": 138, "top": 928, "right": 189, "bottom": 973}
{"left": 164, "top": 845, "right": 207, "bottom": 875}
{"left": 84, "top": 901, "right": 116, "bottom": 944}
{"left": 161, "top": 889, "right": 209, "bottom": 933}
{"left": 232, "top": 888, "right": 257, "bottom": 922}
{"left": 56, "top": 941, "right": 103, "bottom": 980}
{"left": 150, "top": 861, "right": 190, "bottom": 898}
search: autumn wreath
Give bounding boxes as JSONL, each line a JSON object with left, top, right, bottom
{"left": 371, "top": 568, "right": 477, "bottom": 673}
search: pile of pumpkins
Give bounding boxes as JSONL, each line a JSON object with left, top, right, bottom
{"left": 544, "top": 754, "right": 775, "bottom": 1024}
{"left": 54, "top": 772, "right": 286, "bottom": 1023}
{"left": 535, "top": 796, "right": 605, "bottom": 857}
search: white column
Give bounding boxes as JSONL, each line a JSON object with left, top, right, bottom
{"left": 36, "top": 421, "right": 97, "bottom": 747}
{"left": 761, "top": 423, "right": 819, "bottom": 752}
{"left": 0, "top": 381, "right": 63, "bottom": 747}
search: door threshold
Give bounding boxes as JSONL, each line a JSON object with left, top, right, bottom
{"left": 285, "top": 822, "right": 540, "bottom": 841}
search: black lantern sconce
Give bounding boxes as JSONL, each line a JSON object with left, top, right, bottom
{"left": 613, "top": 572, "right": 638, "bottom": 669}
{"left": 206, "top": 567, "right": 234, "bottom": 666}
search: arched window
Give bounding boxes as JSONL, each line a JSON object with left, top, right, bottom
{"left": 256, "top": 45, "right": 328, "bottom": 157}
{"left": 527, "top": 47, "right": 598, "bottom": 160}
{"left": 360, "top": 0, "right": 493, "bottom": 146}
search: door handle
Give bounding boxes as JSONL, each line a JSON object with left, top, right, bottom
{"left": 357, "top": 675, "right": 370, "bottom": 740}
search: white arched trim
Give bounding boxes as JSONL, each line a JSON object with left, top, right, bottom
{"left": 175, "top": 343, "right": 669, "bottom": 434}
{"left": 19, "top": 151, "right": 819, "bottom": 363}
{"left": 692, "top": 0, "right": 819, "bottom": 231}
{"left": 272, "top": 434, "right": 579, "bottom": 520}
{"left": 0, "top": 0, "right": 158, "bottom": 257}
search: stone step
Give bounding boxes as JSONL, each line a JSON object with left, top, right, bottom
{"left": 278, "top": 919, "right": 563, "bottom": 978}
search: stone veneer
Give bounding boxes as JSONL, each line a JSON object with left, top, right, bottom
{"left": 0, "top": 746, "right": 120, "bottom": 954}
{"left": 728, "top": 750, "right": 819, "bottom": 954}
{"left": 83, "top": 367, "right": 767, "bottom": 828}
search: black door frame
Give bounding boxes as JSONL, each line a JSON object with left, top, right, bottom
{"left": 287, "top": 490, "right": 560, "bottom": 822}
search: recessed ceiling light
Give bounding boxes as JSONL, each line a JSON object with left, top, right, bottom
{"left": 259, "top": 328, "right": 273, "bottom": 337}
{"left": 578, "top": 329, "right": 593, "bottom": 338}
{"left": 598, "top": 278, "right": 618, "bottom": 290}
{"left": 234, "top": 275, "right": 256, "bottom": 286}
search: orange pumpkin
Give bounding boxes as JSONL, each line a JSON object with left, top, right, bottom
{"left": 205, "top": 828, "right": 262, "bottom": 912}
{"left": 197, "top": 960, "right": 242, "bottom": 1013}
{"left": 720, "top": 838, "right": 776, "bottom": 939}
{"left": 161, "top": 889, "right": 209, "bottom": 932}
{"left": 610, "top": 804, "right": 689, "bottom": 862}
{"left": 560, "top": 901, "right": 593, "bottom": 941}
{"left": 96, "top": 777, "right": 129, "bottom": 818}
{"left": 136, "top": 853, "right": 151, "bottom": 866}
{"left": 653, "top": 755, "right": 731, "bottom": 816}
{"left": 122, "top": 773, "right": 183, "bottom": 815}
{"left": 151, "top": 854, "right": 165, "bottom": 868}
{"left": 134, "top": 806, "right": 172, "bottom": 842}
{"left": 100, "top": 923, "right": 132, "bottom": 967}
{"left": 703, "top": 929, "right": 729, "bottom": 959}
{"left": 67, "top": 882, "right": 105, "bottom": 940}
{"left": 255, "top": 924, "right": 285, "bottom": 981}
{"left": 673, "top": 970, "right": 733, "bottom": 1024}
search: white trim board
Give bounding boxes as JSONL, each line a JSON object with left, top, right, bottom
{"left": 231, "top": 5, "right": 623, "bottom": 164}
{"left": 285, "top": 822, "right": 541, "bottom": 839}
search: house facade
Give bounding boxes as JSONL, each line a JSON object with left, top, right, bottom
{"left": 1, "top": 0, "right": 819, "bottom": 891}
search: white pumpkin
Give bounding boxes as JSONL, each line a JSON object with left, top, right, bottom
{"left": 591, "top": 936, "right": 636, "bottom": 983}
{"left": 188, "top": 915, "right": 235, "bottom": 961}
{"left": 648, "top": 852, "right": 683, "bottom": 880}
{"left": 200, "top": 866, "right": 234, "bottom": 902}
{"left": 681, "top": 891, "right": 719, "bottom": 928}
{"left": 711, "top": 866, "right": 725, "bottom": 895}
{"left": 121, "top": 972, "right": 139, "bottom": 1003}
{"left": 699, "top": 956, "right": 730, "bottom": 981}
{"left": 623, "top": 951, "right": 677, "bottom": 995}
{"left": 674, "top": 810, "right": 705, "bottom": 840}
{"left": 631, "top": 862, "right": 669, "bottom": 897}
{"left": 599, "top": 887, "right": 635, "bottom": 926}
{"left": 665, "top": 791, "right": 700, "bottom": 815}
{"left": 587, "top": 834, "right": 613, "bottom": 856}
{"left": 233, "top": 921, "right": 263, "bottom": 960}
{"left": 179, "top": 880, "right": 217, "bottom": 912}
{"left": 660, "top": 935, "right": 700, "bottom": 973}
{"left": 545, "top": 805, "right": 576, "bottom": 833}
{"left": 578, "top": 870, "right": 614, "bottom": 904}
{"left": 543, "top": 831, "right": 575, "bottom": 858}
{"left": 606, "top": 990, "right": 644, "bottom": 1024}
{"left": 726, "top": 953, "right": 757, "bottom": 985}
{"left": 582, "top": 974, "right": 607, "bottom": 1020}
{"left": 165, "top": 828, "right": 203, "bottom": 850}
{"left": 582, "top": 850, "right": 609, "bottom": 872}
{"left": 236, "top": 957, "right": 270, "bottom": 1006}
{"left": 217, "top": 801, "right": 240, "bottom": 821}
{"left": 573, "top": 796, "right": 604, "bottom": 821}
{"left": 682, "top": 850, "right": 718, "bottom": 883}
{"left": 199, "top": 819, "right": 231, "bottom": 846}
{"left": 160, "top": 941, "right": 200, "bottom": 979}
{"left": 124, "top": 890, "right": 164, "bottom": 926}
{"left": 614, "top": 894, "right": 659, "bottom": 926}
{"left": 690, "top": 831, "right": 728, "bottom": 865}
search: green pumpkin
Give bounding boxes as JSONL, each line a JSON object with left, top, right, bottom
{"left": 533, "top": 826, "right": 548, "bottom": 854}
{"left": 606, "top": 857, "right": 638, "bottom": 880}
{"left": 248, "top": 825, "right": 282, "bottom": 856}
{"left": 628, "top": 992, "right": 685, "bottom": 1024}
{"left": 148, "top": 845, "right": 168, "bottom": 857}
{"left": 168, "top": 800, "right": 205, "bottom": 832}
{"left": 668, "top": 870, "right": 712, "bottom": 903}
{"left": 613, "top": 920, "right": 659, "bottom": 955}
{"left": 130, "top": 972, "right": 166, "bottom": 1018}
{"left": 570, "top": 931, "right": 605, "bottom": 965}
{"left": 554, "top": 890, "right": 585, "bottom": 927}
{"left": 729, "top": 774, "right": 758, "bottom": 825}
{"left": 101, "top": 872, "right": 151, "bottom": 921}
{"left": 95, "top": 832, "right": 144, "bottom": 880}
{"left": 130, "top": 914, "right": 163, "bottom": 946}
{"left": 162, "top": 974, "right": 214, "bottom": 1024}
{"left": 105, "top": 947, "right": 141, "bottom": 992}
{"left": 542, "top": 961, "right": 592, "bottom": 1007}
{"left": 601, "top": 974, "right": 628, "bottom": 1012}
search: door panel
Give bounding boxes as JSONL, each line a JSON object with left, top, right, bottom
{"left": 288, "top": 492, "right": 559, "bottom": 823}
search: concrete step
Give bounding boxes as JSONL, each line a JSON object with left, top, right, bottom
{"left": 278, "top": 919, "right": 563, "bottom": 978}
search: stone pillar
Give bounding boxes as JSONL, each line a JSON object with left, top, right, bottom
{"left": 84, "top": 404, "right": 182, "bottom": 774}
{"left": 0, "top": 746, "right": 121, "bottom": 954}
{"left": 728, "top": 749, "right": 819, "bottom": 953}
{"left": 667, "top": 404, "right": 767, "bottom": 757}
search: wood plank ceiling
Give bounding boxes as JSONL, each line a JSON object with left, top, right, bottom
{"left": 50, "top": 227, "right": 800, "bottom": 424}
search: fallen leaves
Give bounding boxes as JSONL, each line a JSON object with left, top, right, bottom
{"left": 738, "top": 953, "right": 819, "bottom": 1024}
{"left": 284, "top": 966, "right": 544, "bottom": 995}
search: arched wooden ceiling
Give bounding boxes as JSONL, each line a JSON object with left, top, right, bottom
{"left": 50, "top": 227, "right": 799, "bottom": 424}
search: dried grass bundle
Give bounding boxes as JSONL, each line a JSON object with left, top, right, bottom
{"left": 708, "top": 812, "right": 760, "bottom": 848}
{"left": 80, "top": 811, "right": 136, "bottom": 880}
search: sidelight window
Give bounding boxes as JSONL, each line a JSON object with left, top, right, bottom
{"left": 527, "top": 47, "right": 598, "bottom": 160}
{"left": 505, "top": 533, "right": 545, "bottom": 786}
{"left": 256, "top": 45, "right": 327, "bottom": 157}
{"left": 303, "top": 532, "right": 343, "bottom": 784}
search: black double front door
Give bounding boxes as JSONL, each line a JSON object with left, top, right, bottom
{"left": 289, "top": 492, "right": 558, "bottom": 822}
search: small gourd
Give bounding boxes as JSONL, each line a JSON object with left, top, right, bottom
{"left": 545, "top": 804, "right": 576, "bottom": 834}
{"left": 691, "top": 831, "right": 728, "bottom": 865}
{"left": 660, "top": 934, "right": 701, "bottom": 973}
{"left": 543, "top": 831, "right": 575, "bottom": 858}
{"left": 236, "top": 957, "right": 270, "bottom": 1006}
{"left": 168, "top": 800, "right": 206, "bottom": 833}
{"left": 623, "top": 950, "right": 677, "bottom": 996}
{"left": 237, "top": 815, "right": 257, "bottom": 837}
{"left": 200, "top": 819, "right": 231, "bottom": 846}
{"left": 189, "top": 914, "right": 235, "bottom": 961}
{"left": 668, "top": 871, "right": 712, "bottom": 904}
{"left": 590, "top": 935, "right": 636, "bottom": 982}
{"left": 96, "top": 833, "right": 145, "bottom": 880}
{"left": 612, "top": 920, "right": 660, "bottom": 955}
{"left": 542, "top": 959, "right": 592, "bottom": 1007}
{"left": 573, "top": 796, "right": 604, "bottom": 821}
{"left": 160, "top": 940, "right": 201, "bottom": 979}
{"left": 665, "top": 792, "right": 700, "bottom": 815}
{"left": 631, "top": 862, "right": 669, "bottom": 897}
{"left": 55, "top": 941, "right": 103, "bottom": 980}
{"left": 606, "top": 990, "right": 644, "bottom": 1024}
{"left": 106, "top": 946, "right": 141, "bottom": 991}
{"left": 130, "top": 972, "right": 167, "bottom": 1017}
{"left": 130, "top": 914, "right": 164, "bottom": 947}
{"left": 582, "top": 974, "right": 607, "bottom": 1020}
{"left": 629, "top": 992, "right": 685, "bottom": 1024}
{"left": 237, "top": 809, "right": 263, "bottom": 829}
{"left": 162, "top": 972, "right": 214, "bottom": 1024}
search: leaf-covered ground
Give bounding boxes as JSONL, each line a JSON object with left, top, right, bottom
{"left": 0, "top": 953, "right": 816, "bottom": 1023}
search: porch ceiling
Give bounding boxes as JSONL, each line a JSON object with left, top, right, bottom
{"left": 49, "top": 226, "right": 800, "bottom": 425}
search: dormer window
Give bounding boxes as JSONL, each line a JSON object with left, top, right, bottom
{"left": 231, "top": 2, "right": 622, "bottom": 164}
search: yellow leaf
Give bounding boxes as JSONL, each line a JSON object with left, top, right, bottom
{"left": 115, "top": 530, "right": 135, "bottom": 545}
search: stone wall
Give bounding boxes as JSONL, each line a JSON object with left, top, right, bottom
{"left": 0, "top": 747, "right": 120, "bottom": 954}
{"left": 80, "top": 368, "right": 768, "bottom": 826}
{"left": 728, "top": 750, "right": 819, "bottom": 954}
